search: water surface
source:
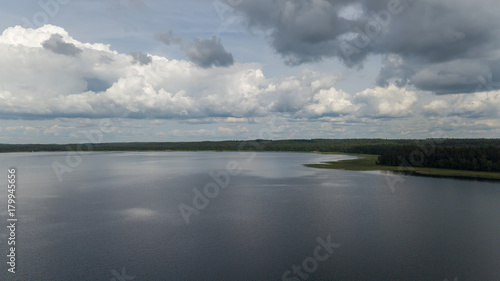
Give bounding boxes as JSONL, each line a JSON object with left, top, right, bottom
{"left": 0, "top": 152, "right": 499, "bottom": 280}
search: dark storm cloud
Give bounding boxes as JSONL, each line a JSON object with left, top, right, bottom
{"left": 156, "top": 31, "right": 234, "bottom": 68}
{"left": 183, "top": 37, "right": 234, "bottom": 68}
{"left": 130, "top": 51, "right": 152, "bottom": 65}
{"left": 410, "top": 60, "right": 492, "bottom": 95}
{"left": 231, "top": 0, "right": 353, "bottom": 65}
{"left": 232, "top": 0, "right": 500, "bottom": 94}
{"left": 42, "top": 34, "right": 82, "bottom": 56}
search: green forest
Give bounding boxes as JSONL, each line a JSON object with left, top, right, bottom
{"left": 377, "top": 145, "right": 500, "bottom": 172}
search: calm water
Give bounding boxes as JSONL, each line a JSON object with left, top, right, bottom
{"left": 0, "top": 152, "right": 499, "bottom": 281}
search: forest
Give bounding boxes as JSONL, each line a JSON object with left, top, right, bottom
{"left": 377, "top": 145, "right": 500, "bottom": 172}
{"left": 1, "top": 138, "right": 499, "bottom": 172}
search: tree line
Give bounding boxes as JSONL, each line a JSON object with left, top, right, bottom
{"left": 377, "top": 145, "right": 500, "bottom": 172}
{"left": 2, "top": 138, "right": 405, "bottom": 153}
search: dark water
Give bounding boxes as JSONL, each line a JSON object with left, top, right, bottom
{"left": 0, "top": 152, "right": 499, "bottom": 281}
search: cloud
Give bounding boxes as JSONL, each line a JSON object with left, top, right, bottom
{"left": 0, "top": 24, "right": 498, "bottom": 130}
{"left": 184, "top": 36, "right": 234, "bottom": 68}
{"left": 232, "top": 0, "right": 352, "bottom": 65}
{"left": 218, "top": 125, "right": 249, "bottom": 135}
{"left": 120, "top": 208, "right": 157, "bottom": 220}
{"left": 232, "top": 0, "right": 500, "bottom": 94}
{"left": 454, "top": 92, "right": 500, "bottom": 118}
{"left": 156, "top": 31, "right": 234, "bottom": 68}
{"left": 377, "top": 56, "right": 496, "bottom": 95}
{"left": 130, "top": 51, "right": 152, "bottom": 65}
{"left": 303, "top": 87, "right": 356, "bottom": 117}
{"left": 155, "top": 30, "right": 176, "bottom": 45}
{"left": 354, "top": 85, "right": 417, "bottom": 118}
{"left": 422, "top": 100, "right": 451, "bottom": 116}
{"left": 0, "top": 25, "right": 261, "bottom": 119}
{"left": 42, "top": 34, "right": 82, "bottom": 56}
{"left": 411, "top": 60, "right": 492, "bottom": 95}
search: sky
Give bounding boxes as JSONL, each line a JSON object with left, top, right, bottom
{"left": 0, "top": 0, "right": 499, "bottom": 144}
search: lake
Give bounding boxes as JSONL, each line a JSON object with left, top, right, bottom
{"left": 0, "top": 152, "right": 499, "bottom": 280}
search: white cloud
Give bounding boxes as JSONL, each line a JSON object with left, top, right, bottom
{"left": 0, "top": 25, "right": 499, "bottom": 142}
{"left": 354, "top": 85, "right": 418, "bottom": 118}
{"left": 2, "top": 25, "right": 487, "bottom": 122}
{"left": 218, "top": 125, "right": 249, "bottom": 135}
{"left": 455, "top": 91, "right": 500, "bottom": 118}
{"left": 422, "top": 91, "right": 500, "bottom": 118}
{"left": 0, "top": 26, "right": 254, "bottom": 118}
{"left": 304, "top": 87, "right": 356, "bottom": 117}
{"left": 170, "top": 129, "right": 214, "bottom": 138}
{"left": 423, "top": 100, "right": 452, "bottom": 116}
{"left": 0, "top": 25, "right": 347, "bottom": 120}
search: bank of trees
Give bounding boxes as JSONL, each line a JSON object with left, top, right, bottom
{"left": 377, "top": 145, "right": 500, "bottom": 172}
{"left": 0, "top": 138, "right": 411, "bottom": 154}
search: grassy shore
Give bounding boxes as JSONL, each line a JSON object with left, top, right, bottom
{"left": 305, "top": 153, "right": 500, "bottom": 181}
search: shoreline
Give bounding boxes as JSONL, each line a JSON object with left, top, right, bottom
{"left": 2, "top": 150, "right": 500, "bottom": 181}
{"left": 305, "top": 153, "right": 500, "bottom": 181}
